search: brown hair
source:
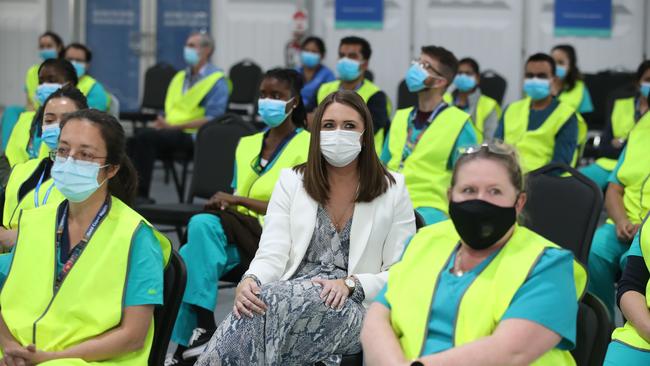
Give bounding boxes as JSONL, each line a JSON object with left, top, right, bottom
{"left": 421, "top": 45, "right": 458, "bottom": 86}
{"left": 294, "top": 90, "right": 395, "bottom": 204}
{"left": 451, "top": 141, "right": 526, "bottom": 194}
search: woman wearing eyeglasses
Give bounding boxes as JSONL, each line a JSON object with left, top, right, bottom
{"left": 362, "top": 142, "right": 586, "bottom": 366}
{"left": 381, "top": 45, "right": 477, "bottom": 226}
{"left": 0, "top": 86, "right": 87, "bottom": 250}
{"left": 0, "top": 109, "right": 171, "bottom": 365}
{"left": 168, "top": 68, "right": 310, "bottom": 365}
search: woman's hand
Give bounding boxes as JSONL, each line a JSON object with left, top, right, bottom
{"left": 1, "top": 341, "right": 28, "bottom": 366}
{"left": 233, "top": 277, "right": 267, "bottom": 319}
{"left": 312, "top": 278, "right": 350, "bottom": 310}
{"left": 205, "top": 192, "right": 240, "bottom": 211}
{"left": 0, "top": 228, "right": 17, "bottom": 249}
{"left": 615, "top": 218, "right": 639, "bottom": 243}
{"left": 5, "top": 344, "right": 54, "bottom": 365}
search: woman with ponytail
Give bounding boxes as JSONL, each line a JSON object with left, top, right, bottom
{"left": 0, "top": 109, "right": 171, "bottom": 365}
{"left": 168, "top": 68, "right": 310, "bottom": 364}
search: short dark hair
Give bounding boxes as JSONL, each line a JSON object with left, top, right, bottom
{"left": 38, "top": 58, "right": 79, "bottom": 85}
{"left": 636, "top": 60, "right": 650, "bottom": 82}
{"left": 421, "top": 45, "right": 459, "bottom": 85}
{"left": 262, "top": 68, "right": 306, "bottom": 129}
{"left": 60, "top": 109, "right": 138, "bottom": 206}
{"left": 526, "top": 53, "right": 556, "bottom": 75}
{"left": 458, "top": 57, "right": 480, "bottom": 75}
{"left": 65, "top": 42, "right": 93, "bottom": 62}
{"left": 301, "top": 36, "right": 326, "bottom": 56}
{"left": 295, "top": 90, "right": 395, "bottom": 204}
{"left": 39, "top": 31, "right": 65, "bottom": 57}
{"left": 552, "top": 44, "right": 581, "bottom": 90}
{"left": 340, "top": 36, "right": 371, "bottom": 60}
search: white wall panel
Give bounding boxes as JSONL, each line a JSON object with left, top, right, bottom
{"left": 413, "top": 0, "right": 524, "bottom": 104}
{"left": 0, "top": 0, "right": 47, "bottom": 107}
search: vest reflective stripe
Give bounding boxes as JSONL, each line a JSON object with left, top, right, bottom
{"left": 615, "top": 112, "right": 650, "bottom": 224}
{"left": 444, "top": 92, "right": 501, "bottom": 143}
{"left": 25, "top": 64, "right": 40, "bottom": 108}
{"left": 317, "top": 79, "right": 392, "bottom": 155}
{"left": 164, "top": 70, "right": 224, "bottom": 133}
{"left": 2, "top": 158, "right": 64, "bottom": 229}
{"left": 0, "top": 197, "right": 171, "bottom": 363}
{"left": 611, "top": 215, "right": 650, "bottom": 350}
{"left": 5, "top": 111, "right": 49, "bottom": 167}
{"left": 385, "top": 221, "right": 586, "bottom": 363}
{"left": 386, "top": 106, "right": 469, "bottom": 213}
{"left": 503, "top": 98, "right": 576, "bottom": 173}
{"left": 234, "top": 130, "right": 310, "bottom": 219}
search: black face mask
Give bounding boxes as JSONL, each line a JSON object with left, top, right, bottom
{"left": 448, "top": 199, "right": 517, "bottom": 250}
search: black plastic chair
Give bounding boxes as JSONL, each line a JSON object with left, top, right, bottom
{"left": 414, "top": 210, "right": 426, "bottom": 231}
{"left": 523, "top": 163, "right": 603, "bottom": 266}
{"left": 397, "top": 79, "right": 418, "bottom": 110}
{"left": 136, "top": 113, "right": 257, "bottom": 238}
{"left": 480, "top": 70, "right": 507, "bottom": 105}
{"left": 227, "top": 59, "right": 263, "bottom": 118}
{"left": 572, "top": 292, "right": 612, "bottom": 366}
{"left": 583, "top": 71, "right": 635, "bottom": 130}
{"left": 120, "top": 62, "right": 177, "bottom": 122}
{"left": 149, "top": 250, "right": 187, "bottom": 366}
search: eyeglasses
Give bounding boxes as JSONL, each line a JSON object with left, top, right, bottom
{"left": 49, "top": 148, "right": 107, "bottom": 163}
{"left": 411, "top": 60, "right": 445, "bottom": 79}
{"left": 458, "top": 141, "right": 517, "bottom": 157}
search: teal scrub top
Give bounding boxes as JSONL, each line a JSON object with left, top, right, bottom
{"left": 607, "top": 147, "right": 627, "bottom": 186}
{"left": 376, "top": 246, "right": 578, "bottom": 356}
{"left": 86, "top": 82, "right": 109, "bottom": 112}
{"left": 0, "top": 225, "right": 164, "bottom": 307}
{"left": 577, "top": 87, "right": 594, "bottom": 114}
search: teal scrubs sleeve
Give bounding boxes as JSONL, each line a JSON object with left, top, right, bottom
{"left": 448, "top": 121, "right": 478, "bottom": 169}
{"left": 124, "top": 225, "right": 165, "bottom": 306}
{"left": 86, "top": 82, "right": 109, "bottom": 112}
{"left": 578, "top": 87, "right": 594, "bottom": 114}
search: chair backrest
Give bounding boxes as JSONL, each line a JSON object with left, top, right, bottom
{"left": 188, "top": 113, "right": 257, "bottom": 201}
{"left": 523, "top": 164, "right": 603, "bottom": 265}
{"left": 149, "top": 250, "right": 187, "bottom": 366}
{"left": 572, "top": 292, "right": 612, "bottom": 366}
{"left": 583, "top": 71, "right": 635, "bottom": 130}
{"left": 228, "top": 59, "right": 263, "bottom": 104}
{"left": 414, "top": 210, "right": 426, "bottom": 231}
{"left": 142, "top": 63, "right": 178, "bottom": 111}
{"left": 397, "top": 79, "right": 418, "bottom": 110}
{"left": 480, "top": 69, "right": 507, "bottom": 105}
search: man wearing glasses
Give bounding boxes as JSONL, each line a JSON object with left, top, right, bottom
{"left": 382, "top": 45, "right": 477, "bottom": 226}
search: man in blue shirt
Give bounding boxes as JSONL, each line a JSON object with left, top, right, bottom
{"left": 129, "top": 32, "right": 229, "bottom": 202}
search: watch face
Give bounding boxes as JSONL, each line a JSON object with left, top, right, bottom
{"left": 345, "top": 278, "right": 355, "bottom": 288}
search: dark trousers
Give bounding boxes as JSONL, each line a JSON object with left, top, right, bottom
{"left": 128, "top": 128, "right": 194, "bottom": 198}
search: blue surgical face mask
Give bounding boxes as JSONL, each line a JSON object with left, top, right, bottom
{"left": 641, "top": 82, "right": 650, "bottom": 99}
{"left": 453, "top": 74, "right": 477, "bottom": 92}
{"left": 71, "top": 61, "right": 86, "bottom": 78}
{"left": 555, "top": 65, "right": 567, "bottom": 80}
{"left": 405, "top": 63, "right": 430, "bottom": 93}
{"left": 35, "top": 83, "right": 62, "bottom": 105}
{"left": 39, "top": 48, "right": 57, "bottom": 61}
{"left": 51, "top": 156, "right": 107, "bottom": 203}
{"left": 184, "top": 46, "right": 200, "bottom": 66}
{"left": 523, "top": 78, "right": 551, "bottom": 101}
{"left": 301, "top": 51, "right": 321, "bottom": 68}
{"left": 337, "top": 57, "right": 361, "bottom": 81}
{"left": 41, "top": 124, "right": 61, "bottom": 149}
{"left": 258, "top": 98, "right": 293, "bottom": 127}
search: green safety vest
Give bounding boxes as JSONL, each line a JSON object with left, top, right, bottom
{"left": 77, "top": 75, "right": 111, "bottom": 111}
{"left": 317, "top": 79, "right": 392, "bottom": 156}
{"left": 443, "top": 92, "right": 502, "bottom": 143}
{"left": 25, "top": 64, "right": 40, "bottom": 108}
{"left": 596, "top": 97, "right": 637, "bottom": 171}
{"left": 234, "top": 130, "right": 310, "bottom": 220}
{"left": 611, "top": 215, "right": 650, "bottom": 350}
{"left": 502, "top": 98, "right": 576, "bottom": 173}
{"left": 3, "top": 157, "right": 64, "bottom": 229}
{"left": 0, "top": 196, "right": 171, "bottom": 364}
{"left": 385, "top": 220, "right": 586, "bottom": 364}
{"left": 613, "top": 112, "right": 650, "bottom": 225}
{"left": 4, "top": 111, "right": 49, "bottom": 168}
{"left": 386, "top": 106, "right": 469, "bottom": 213}
{"left": 164, "top": 70, "right": 224, "bottom": 133}
{"left": 557, "top": 81, "right": 588, "bottom": 167}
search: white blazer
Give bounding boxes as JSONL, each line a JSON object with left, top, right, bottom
{"left": 246, "top": 168, "right": 416, "bottom": 307}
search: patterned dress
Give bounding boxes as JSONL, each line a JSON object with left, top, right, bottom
{"left": 195, "top": 206, "right": 366, "bottom": 366}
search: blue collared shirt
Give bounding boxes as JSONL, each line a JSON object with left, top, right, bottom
{"left": 183, "top": 63, "right": 229, "bottom": 120}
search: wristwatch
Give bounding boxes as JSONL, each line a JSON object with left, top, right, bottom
{"left": 344, "top": 276, "right": 356, "bottom": 294}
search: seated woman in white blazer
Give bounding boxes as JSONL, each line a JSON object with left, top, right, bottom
{"left": 195, "top": 90, "right": 416, "bottom": 365}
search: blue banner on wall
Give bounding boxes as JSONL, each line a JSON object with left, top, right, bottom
{"left": 85, "top": 0, "right": 141, "bottom": 111}
{"left": 555, "top": 0, "right": 612, "bottom": 37}
{"left": 335, "top": 0, "right": 384, "bottom": 30}
{"left": 157, "top": 0, "right": 211, "bottom": 70}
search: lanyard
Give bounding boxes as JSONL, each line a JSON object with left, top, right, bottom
{"left": 54, "top": 198, "right": 110, "bottom": 291}
{"left": 33, "top": 169, "right": 55, "bottom": 208}
{"left": 252, "top": 129, "right": 299, "bottom": 174}
{"left": 406, "top": 102, "right": 448, "bottom": 149}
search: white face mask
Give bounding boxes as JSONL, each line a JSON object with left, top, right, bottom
{"left": 320, "top": 130, "right": 363, "bottom": 168}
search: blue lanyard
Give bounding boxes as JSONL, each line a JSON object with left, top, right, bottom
{"left": 34, "top": 169, "right": 55, "bottom": 208}
{"left": 407, "top": 102, "right": 448, "bottom": 143}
